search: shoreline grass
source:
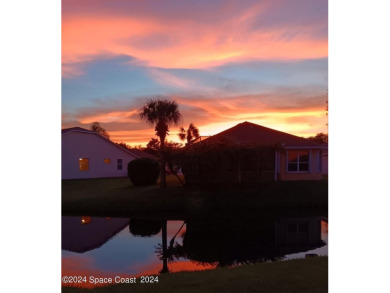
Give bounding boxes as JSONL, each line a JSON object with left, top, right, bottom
{"left": 62, "top": 176, "right": 327, "bottom": 218}
{"left": 62, "top": 256, "right": 328, "bottom": 293}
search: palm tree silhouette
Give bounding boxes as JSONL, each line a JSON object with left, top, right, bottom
{"left": 179, "top": 123, "right": 199, "bottom": 145}
{"left": 140, "top": 99, "right": 182, "bottom": 188}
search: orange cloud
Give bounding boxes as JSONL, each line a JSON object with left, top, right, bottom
{"left": 174, "top": 96, "right": 327, "bottom": 139}
{"left": 63, "top": 91, "right": 327, "bottom": 147}
{"left": 79, "top": 110, "right": 139, "bottom": 124}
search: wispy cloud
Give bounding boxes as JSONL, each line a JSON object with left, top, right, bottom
{"left": 147, "top": 68, "right": 194, "bottom": 89}
{"left": 78, "top": 109, "right": 138, "bottom": 124}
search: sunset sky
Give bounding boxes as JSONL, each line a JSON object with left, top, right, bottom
{"left": 62, "top": 0, "right": 328, "bottom": 146}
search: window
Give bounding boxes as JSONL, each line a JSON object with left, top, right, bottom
{"left": 117, "top": 159, "right": 123, "bottom": 170}
{"left": 287, "top": 151, "right": 309, "bottom": 172}
{"left": 81, "top": 216, "right": 91, "bottom": 224}
{"left": 287, "top": 222, "right": 309, "bottom": 244}
{"left": 104, "top": 158, "right": 111, "bottom": 164}
{"left": 79, "top": 158, "right": 89, "bottom": 171}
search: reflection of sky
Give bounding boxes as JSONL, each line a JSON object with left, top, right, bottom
{"left": 80, "top": 228, "right": 159, "bottom": 273}
{"left": 62, "top": 220, "right": 187, "bottom": 277}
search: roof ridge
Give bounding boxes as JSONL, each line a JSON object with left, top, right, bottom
{"left": 209, "top": 121, "right": 320, "bottom": 147}
{"left": 62, "top": 127, "right": 142, "bottom": 158}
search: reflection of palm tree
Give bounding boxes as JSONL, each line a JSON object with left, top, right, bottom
{"left": 161, "top": 221, "right": 169, "bottom": 273}
{"left": 169, "top": 222, "right": 186, "bottom": 247}
{"left": 140, "top": 99, "right": 182, "bottom": 188}
{"left": 179, "top": 123, "right": 200, "bottom": 145}
{"left": 155, "top": 222, "right": 186, "bottom": 266}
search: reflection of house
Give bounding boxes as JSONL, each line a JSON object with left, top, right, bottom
{"left": 275, "top": 217, "right": 327, "bottom": 248}
{"left": 203, "top": 122, "right": 328, "bottom": 181}
{"left": 62, "top": 216, "right": 129, "bottom": 253}
{"left": 165, "top": 216, "right": 327, "bottom": 266}
{"left": 62, "top": 127, "right": 153, "bottom": 179}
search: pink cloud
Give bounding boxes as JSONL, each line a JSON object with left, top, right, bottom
{"left": 62, "top": 1, "right": 327, "bottom": 75}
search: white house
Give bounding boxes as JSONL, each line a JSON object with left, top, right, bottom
{"left": 62, "top": 127, "right": 150, "bottom": 179}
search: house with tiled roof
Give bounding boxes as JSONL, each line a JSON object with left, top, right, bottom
{"left": 62, "top": 127, "right": 152, "bottom": 179}
{"left": 187, "top": 122, "right": 327, "bottom": 183}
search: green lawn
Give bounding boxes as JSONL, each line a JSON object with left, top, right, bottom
{"left": 62, "top": 176, "right": 327, "bottom": 218}
{"left": 62, "top": 257, "right": 328, "bottom": 293}
{"left": 62, "top": 175, "right": 191, "bottom": 218}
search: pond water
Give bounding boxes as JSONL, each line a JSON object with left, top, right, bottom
{"left": 62, "top": 214, "right": 328, "bottom": 288}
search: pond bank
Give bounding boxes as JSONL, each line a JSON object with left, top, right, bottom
{"left": 62, "top": 256, "right": 328, "bottom": 293}
{"left": 62, "top": 176, "right": 328, "bottom": 218}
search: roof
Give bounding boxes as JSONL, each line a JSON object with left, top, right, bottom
{"left": 61, "top": 127, "right": 94, "bottom": 134}
{"left": 62, "top": 216, "right": 129, "bottom": 253}
{"left": 62, "top": 127, "right": 153, "bottom": 158}
{"left": 126, "top": 148, "right": 158, "bottom": 160}
{"left": 206, "top": 121, "right": 322, "bottom": 148}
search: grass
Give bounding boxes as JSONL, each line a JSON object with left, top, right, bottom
{"left": 62, "top": 176, "right": 191, "bottom": 218}
{"left": 62, "top": 256, "right": 328, "bottom": 293}
{"left": 62, "top": 176, "right": 328, "bottom": 218}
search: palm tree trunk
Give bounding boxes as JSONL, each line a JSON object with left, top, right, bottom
{"left": 161, "top": 221, "right": 169, "bottom": 273}
{"left": 160, "top": 138, "right": 167, "bottom": 188}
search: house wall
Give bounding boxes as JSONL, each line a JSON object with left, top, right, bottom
{"left": 62, "top": 131, "right": 137, "bottom": 179}
{"left": 278, "top": 149, "right": 323, "bottom": 181}
{"left": 322, "top": 153, "right": 328, "bottom": 175}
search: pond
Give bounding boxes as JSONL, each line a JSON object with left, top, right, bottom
{"left": 62, "top": 213, "right": 328, "bottom": 288}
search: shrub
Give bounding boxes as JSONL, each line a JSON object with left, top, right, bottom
{"left": 127, "top": 158, "right": 160, "bottom": 185}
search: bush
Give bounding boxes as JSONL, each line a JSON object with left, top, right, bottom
{"left": 127, "top": 158, "right": 160, "bottom": 185}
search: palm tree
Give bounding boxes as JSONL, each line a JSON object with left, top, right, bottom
{"left": 140, "top": 99, "right": 182, "bottom": 188}
{"left": 90, "top": 121, "right": 110, "bottom": 140}
{"left": 179, "top": 123, "right": 200, "bottom": 145}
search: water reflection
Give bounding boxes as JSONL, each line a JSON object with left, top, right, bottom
{"left": 157, "top": 216, "right": 326, "bottom": 270}
{"left": 62, "top": 217, "right": 129, "bottom": 253}
{"left": 62, "top": 213, "right": 327, "bottom": 286}
{"left": 129, "top": 218, "right": 163, "bottom": 237}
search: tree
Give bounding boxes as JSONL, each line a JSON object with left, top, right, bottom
{"left": 140, "top": 99, "right": 182, "bottom": 188}
{"left": 145, "top": 138, "right": 184, "bottom": 185}
{"left": 117, "top": 142, "right": 131, "bottom": 150}
{"left": 307, "top": 133, "right": 328, "bottom": 144}
{"left": 178, "top": 123, "right": 200, "bottom": 145}
{"left": 145, "top": 138, "right": 160, "bottom": 155}
{"left": 90, "top": 122, "right": 110, "bottom": 140}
